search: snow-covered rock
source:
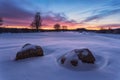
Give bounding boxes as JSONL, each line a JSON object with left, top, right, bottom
{"left": 15, "top": 43, "right": 44, "bottom": 60}
{"left": 58, "top": 48, "right": 96, "bottom": 68}
{"left": 76, "top": 48, "right": 95, "bottom": 64}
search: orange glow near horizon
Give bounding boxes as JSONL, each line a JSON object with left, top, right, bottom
{"left": 85, "top": 27, "right": 101, "bottom": 30}
{"left": 4, "top": 26, "right": 30, "bottom": 29}
{"left": 2, "top": 25, "right": 120, "bottom": 30}
{"left": 3, "top": 26, "right": 99, "bottom": 30}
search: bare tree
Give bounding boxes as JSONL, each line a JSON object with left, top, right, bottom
{"left": 31, "top": 12, "right": 42, "bottom": 30}
{"left": 54, "top": 24, "right": 60, "bottom": 30}
{"left": 0, "top": 17, "right": 3, "bottom": 26}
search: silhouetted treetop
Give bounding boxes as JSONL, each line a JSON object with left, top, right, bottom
{"left": 54, "top": 24, "right": 61, "bottom": 30}
{"left": 31, "top": 12, "right": 42, "bottom": 30}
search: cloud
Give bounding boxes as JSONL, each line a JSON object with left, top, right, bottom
{"left": 42, "top": 11, "right": 78, "bottom": 27}
{"left": 80, "top": 0, "right": 120, "bottom": 23}
{"left": 80, "top": 8, "right": 120, "bottom": 23}
{"left": 0, "top": 1, "right": 78, "bottom": 27}
{"left": 0, "top": 1, "right": 33, "bottom": 19}
{"left": 0, "top": 0, "right": 34, "bottom": 26}
{"left": 108, "top": 0, "right": 120, "bottom": 7}
{"left": 42, "top": 12, "right": 67, "bottom": 22}
{"left": 97, "top": 24, "right": 120, "bottom": 28}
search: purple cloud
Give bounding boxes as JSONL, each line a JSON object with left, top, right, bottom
{"left": 98, "top": 24, "right": 120, "bottom": 28}
{"left": 0, "top": 1, "right": 33, "bottom": 20}
{"left": 0, "top": 1, "right": 77, "bottom": 27}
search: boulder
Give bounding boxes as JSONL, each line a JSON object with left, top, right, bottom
{"left": 15, "top": 43, "right": 44, "bottom": 60}
{"left": 76, "top": 49, "right": 95, "bottom": 64}
{"left": 60, "top": 57, "right": 66, "bottom": 64}
{"left": 59, "top": 48, "right": 95, "bottom": 67}
{"left": 70, "top": 59, "right": 78, "bottom": 66}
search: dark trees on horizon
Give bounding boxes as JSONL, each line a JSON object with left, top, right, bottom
{"left": 54, "top": 24, "right": 61, "bottom": 30}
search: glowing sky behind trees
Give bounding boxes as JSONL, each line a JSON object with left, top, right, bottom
{"left": 0, "top": 0, "right": 120, "bottom": 30}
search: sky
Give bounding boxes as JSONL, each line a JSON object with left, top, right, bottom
{"left": 0, "top": 0, "right": 120, "bottom": 30}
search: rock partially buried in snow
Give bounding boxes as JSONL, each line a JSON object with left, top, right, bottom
{"left": 70, "top": 59, "right": 78, "bottom": 66}
{"left": 59, "top": 48, "right": 95, "bottom": 67}
{"left": 76, "top": 49, "right": 95, "bottom": 64}
{"left": 61, "top": 57, "right": 66, "bottom": 64}
{"left": 15, "top": 43, "right": 44, "bottom": 60}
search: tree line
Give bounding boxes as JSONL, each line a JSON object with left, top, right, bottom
{"left": 0, "top": 12, "right": 68, "bottom": 31}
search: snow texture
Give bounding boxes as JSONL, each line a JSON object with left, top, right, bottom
{"left": 0, "top": 32, "right": 120, "bottom": 80}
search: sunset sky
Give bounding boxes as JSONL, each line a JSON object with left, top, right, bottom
{"left": 0, "top": 0, "right": 120, "bottom": 30}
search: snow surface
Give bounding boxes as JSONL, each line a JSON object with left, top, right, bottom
{"left": 0, "top": 32, "right": 120, "bottom": 80}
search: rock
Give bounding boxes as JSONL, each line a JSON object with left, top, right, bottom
{"left": 61, "top": 57, "right": 66, "bottom": 64}
{"left": 70, "top": 59, "right": 78, "bottom": 66}
{"left": 76, "top": 48, "right": 95, "bottom": 64}
{"left": 59, "top": 48, "right": 95, "bottom": 68}
{"left": 58, "top": 48, "right": 96, "bottom": 71}
{"left": 15, "top": 43, "right": 44, "bottom": 60}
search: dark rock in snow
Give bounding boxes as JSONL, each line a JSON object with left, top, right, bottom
{"left": 76, "top": 48, "right": 95, "bottom": 64}
{"left": 61, "top": 57, "right": 66, "bottom": 64}
{"left": 59, "top": 48, "right": 95, "bottom": 68}
{"left": 70, "top": 59, "right": 78, "bottom": 66}
{"left": 15, "top": 43, "right": 44, "bottom": 60}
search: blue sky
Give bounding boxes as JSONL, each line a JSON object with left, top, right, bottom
{"left": 0, "top": 0, "right": 120, "bottom": 29}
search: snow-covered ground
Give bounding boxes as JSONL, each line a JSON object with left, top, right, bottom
{"left": 0, "top": 32, "right": 120, "bottom": 80}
